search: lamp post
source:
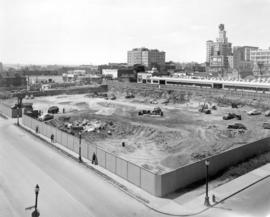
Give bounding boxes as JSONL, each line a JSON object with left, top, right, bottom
{"left": 79, "top": 132, "right": 82, "bottom": 162}
{"left": 204, "top": 160, "right": 210, "bottom": 206}
{"left": 34, "top": 184, "right": 39, "bottom": 211}
{"left": 17, "top": 107, "right": 20, "bottom": 126}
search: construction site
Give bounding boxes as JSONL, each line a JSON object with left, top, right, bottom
{"left": 19, "top": 84, "right": 270, "bottom": 174}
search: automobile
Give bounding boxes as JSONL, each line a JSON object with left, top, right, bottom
{"left": 265, "top": 110, "right": 270, "bottom": 117}
{"left": 150, "top": 100, "right": 158, "bottom": 104}
{"left": 38, "top": 113, "right": 54, "bottom": 121}
{"left": 247, "top": 109, "right": 261, "bottom": 115}
{"left": 263, "top": 122, "right": 270, "bottom": 129}
{"left": 48, "top": 106, "right": 59, "bottom": 114}
{"left": 223, "top": 113, "right": 241, "bottom": 120}
{"left": 110, "top": 95, "right": 116, "bottom": 100}
{"left": 227, "top": 123, "right": 247, "bottom": 130}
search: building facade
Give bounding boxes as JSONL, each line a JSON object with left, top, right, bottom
{"left": 250, "top": 48, "right": 270, "bottom": 76}
{"left": 206, "top": 24, "right": 233, "bottom": 76}
{"left": 127, "top": 48, "right": 165, "bottom": 69}
{"left": 231, "top": 46, "right": 258, "bottom": 78}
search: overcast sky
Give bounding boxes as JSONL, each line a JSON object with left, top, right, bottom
{"left": 0, "top": 0, "right": 270, "bottom": 65}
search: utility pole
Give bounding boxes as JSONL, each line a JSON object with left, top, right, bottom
{"left": 204, "top": 160, "right": 210, "bottom": 206}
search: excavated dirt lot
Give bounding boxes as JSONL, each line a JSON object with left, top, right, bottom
{"left": 23, "top": 91, "right": 270, "bottom": 174}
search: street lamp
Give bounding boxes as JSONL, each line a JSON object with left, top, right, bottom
{"left": 204, "top": 159, "right": 210, "bottom": 206}
{"left": 78, "top": 132, "right": 82, "bottom": 162}
{"left": 17, "top": 106, "right": 20, "bottom": 126}
{"left": 34, "top": 184, "right": 40, "bottom": 211}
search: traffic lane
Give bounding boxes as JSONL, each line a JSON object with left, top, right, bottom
{"left": 0, "top": 121, "right": 165, "bottom": 217}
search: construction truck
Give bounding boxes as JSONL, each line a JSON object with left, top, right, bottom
{"left": 138, "top": 107, "right": 163, "bottom": 116}
{"left": 125, "top": 92, "right": 135, "bottom": 99}
{"left": 198, "top": 101, "right": 211, "bottom": 114}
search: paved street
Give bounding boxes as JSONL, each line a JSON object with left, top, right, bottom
{"left": 0, "top": 118, "right": 165, "bottom": 217}
{"left": 1, "top": 117, "right": 270, "bottom": 217}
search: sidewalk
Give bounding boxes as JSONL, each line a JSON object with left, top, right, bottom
{"left": 19, "top": 122, "right": 270, "bottom": 216}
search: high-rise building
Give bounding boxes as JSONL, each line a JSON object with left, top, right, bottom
{"left": 127, "top": 48, "right": 165, "bottom": 69}
{"left": 206, "top": 24, "right": 233, "bottom": 76}
{"left": 250, "top": 48, "right": 270, "bottom": 75}
{"left": 230, "top": 46, "right": 258, "bottom": 78}
{"left": 206, "top": 40, "right": 214, "bottom": 64}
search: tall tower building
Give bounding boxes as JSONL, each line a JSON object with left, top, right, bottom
{"left": 206, "top": 24, "right": 232, "bottom": 76}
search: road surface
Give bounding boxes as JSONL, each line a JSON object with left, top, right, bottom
{"left": 1, "top": 116, "right": 270, "bottom": 217}
{"left": 0, "top": 118, "right": 165, "bottom": 217}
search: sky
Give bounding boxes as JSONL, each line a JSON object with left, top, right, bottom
{"left": 0, "top": 0, "right": 270, "bottom": 65}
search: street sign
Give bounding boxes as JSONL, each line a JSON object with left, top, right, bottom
{"left": 32, "top": 210, "right": 40, "bottom": 217}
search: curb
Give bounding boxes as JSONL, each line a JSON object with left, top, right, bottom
{"left": 0, "top": 112, "right": 9, "bottom": 119}
{"left": 17, "top": 123, "right": 270, "bottom": 216}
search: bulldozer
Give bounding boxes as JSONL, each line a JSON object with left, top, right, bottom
{"left": 198, "top": 101, "right": 211, "bottom": 114}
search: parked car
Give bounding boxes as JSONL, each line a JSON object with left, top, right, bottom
{"left": 223, "top": 113, "right": 241, "bottom": 120}
{"left": 38, "top": 113, "right": 54, "bottom": 121}
{"left": 48, "top": 106, "right": 59, "bottom": 114}
{"left": 265, "top": 110, "right": 270, "bottom": 117}
{"left": 150, "top": 100, "right": 158, "bottom": 104}
{"left": 247, "top": 109, "right": 261, "bottom": 115}
{"left": 263, "top": 122, "right": 270, "bottom": 129}
{"left": 227, "top": 123, "right": 247, "bottom": 130}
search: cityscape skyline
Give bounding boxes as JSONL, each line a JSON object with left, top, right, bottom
{"left": 1, "top": 0, "right": 270, "bottom": 65}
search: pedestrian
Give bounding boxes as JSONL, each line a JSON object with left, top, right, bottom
{"left": 92, "top": 153, "right": 98, "bottom": 165}
{"left": 35, "top": 126, "right": 39, "bottom": 134}
{"left": 63, "top": 108, "right": 65, "bottom": 113}
{"left": 50, "top": 134, "right": 54, "bottom": 143}
{"left": 212, "top": 194, "right": 216, "bottom": 203}
{"left": 122, "top": 142, "right": 125, "bottom": 147}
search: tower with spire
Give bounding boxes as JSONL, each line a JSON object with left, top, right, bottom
{"left": 206, "top": 24, "right": 233, "bottom": 77}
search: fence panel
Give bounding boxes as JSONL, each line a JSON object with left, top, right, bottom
{"left": 97, "top": 148, "right": 106, "bottom": 168}
{"left": 43, "top": 124, "right": 49, "bottom": 138}
{"left": 105, "top": 153, "right": 116, "bottom": 173}
{"left": 141, "top": 169, "right": 157, "bottom": 195}
{"left": 127, "top": 162, "right": 141, "bottom": 187}
{"left": 61, "top": 131, "right": 68, "bottom": 147}
{"left": 87, "top": 145, "right": 96, "bottom": 162}
{"left": 55, "top": 129, "right": 62, "bottom": 144}
{"left": 22, "top": 114, "right": 26, "bottom": 125}
{"left": 39, "top": 122, "right": 45, "bottom": 135}
{"left": 31, "top": 119, "right": 36, "bottom": 131}
{"left": 73, "top": 137, "right": 79, "bottom": 153}
{"left": 81, "top": 140, "right": 88, "bottom": 158}
{"left": 45, "top": 124, "right": 51, "bottom": 138}
{"left": 116, "top": 158, "right": 128, "bottom": 179}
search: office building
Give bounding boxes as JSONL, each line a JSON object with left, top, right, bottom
{"left": 250, "top": 48, "right": 270, "bottom": 75}
{"left": 127, "top": 48, "right": 165, "bottom": 69}
{"left": 229, "top": 46, "right": 259, "bottom": 77}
